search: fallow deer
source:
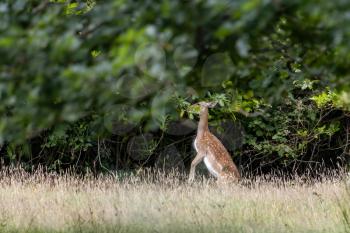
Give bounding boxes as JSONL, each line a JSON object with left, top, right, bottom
{"left": 188, "top": 101, "right": 240, "bottom": 183}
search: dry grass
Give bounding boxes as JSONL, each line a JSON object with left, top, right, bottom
{"left": 0, "top": 168, "right": 349, "bottom": 233}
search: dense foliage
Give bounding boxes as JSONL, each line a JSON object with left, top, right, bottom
{"left": 0, "top": 0, "right": 350, "bottom": 174}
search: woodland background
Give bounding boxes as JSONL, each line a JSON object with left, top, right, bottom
{"left": 1, "top": 0, "right": 350, "bottom": 175}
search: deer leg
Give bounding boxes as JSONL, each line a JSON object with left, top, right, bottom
{"left": 188, "top": 153, "right": 204, "bottom": 183}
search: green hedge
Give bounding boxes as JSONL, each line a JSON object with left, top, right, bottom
{"left": 0, "top": 0, "right": 350, "bottom": 173}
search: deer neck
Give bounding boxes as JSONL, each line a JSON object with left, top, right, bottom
{"left": 197, "top": 106, "right": 209, "bottom": 136}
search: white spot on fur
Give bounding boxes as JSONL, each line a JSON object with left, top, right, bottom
{"left": 194, "top": 139, "right": 198, "bottom": 152}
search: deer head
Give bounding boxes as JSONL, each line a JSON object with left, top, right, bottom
{"left": 195, "top": 101, "right": 218, "bottom": 109}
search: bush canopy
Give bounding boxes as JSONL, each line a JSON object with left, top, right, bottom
{"left": 1, "top": 0, "right": 350, "bottom": 173}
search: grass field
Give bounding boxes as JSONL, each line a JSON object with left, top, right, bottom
{"left": 0, "top": 168, "right": 349, "bottom": 233}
